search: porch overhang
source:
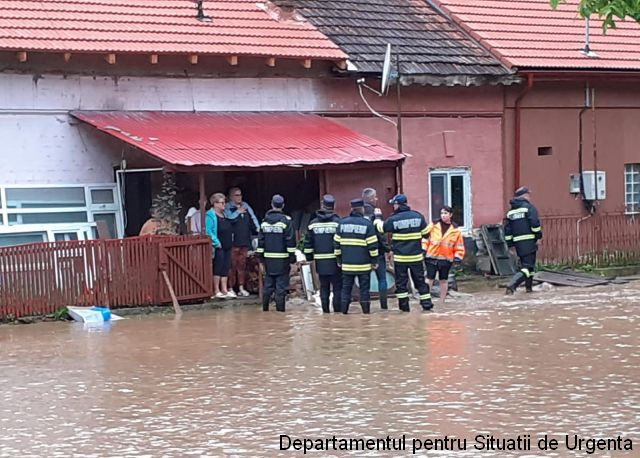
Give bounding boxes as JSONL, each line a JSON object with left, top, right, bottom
{"left": 71, "top": 111, "right": 404, "bottom": 170}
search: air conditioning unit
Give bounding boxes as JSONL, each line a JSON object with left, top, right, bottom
{"left": 569, "top": 171, "right": 606, "bottom": 200}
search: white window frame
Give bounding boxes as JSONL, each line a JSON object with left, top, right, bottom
{"left": 0, "top": 183, "right": 123, "bottom": 238}
{"left": 428, "top": 167, "right": 473, "bottom": 234}
{"left": 624, "top": 163, "right": 640, "bottom": 215}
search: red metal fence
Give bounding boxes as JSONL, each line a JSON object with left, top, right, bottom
{"left": 538, "top": 213, "right": 640, "bottom": 266}
{"left": 0, "top": 235, "right": 212, "bottom": 320}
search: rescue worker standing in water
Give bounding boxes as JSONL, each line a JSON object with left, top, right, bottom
{"left": 304, "top": 195, "right": 342, "bottom": 313}
{"left": 257, "top": 194, "right": 296, "bottom": 312}
{"left": 335, "top": 199, "right": 378, "bottom": 314}
{"left": 504, "top": 186, "right": 543, "bottom": 294}
{"left": 379, "top": 194, "right": 433, "bottom": 312}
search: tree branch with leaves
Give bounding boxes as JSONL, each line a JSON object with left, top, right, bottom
{"left": 551, "top": 0, "right": 640, "bottom": 30}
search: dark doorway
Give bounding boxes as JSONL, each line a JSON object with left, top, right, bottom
{"left": 123, "top": 171, "right": 153, "bottom": 236}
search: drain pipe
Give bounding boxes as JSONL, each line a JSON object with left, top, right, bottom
{"left": 514, "top": 73, "right": 534, "bottom": 190}
{"left": 578, "top": 83, "right": 594, "bottom": 214}
{"left": 576, "top": 214, "right": 593, "bottom": 258}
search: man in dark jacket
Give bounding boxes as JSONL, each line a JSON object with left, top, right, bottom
{"left": 304, "top": 194, "right": 342, "bottom": 313}
{"left": 504, "top": 186, "right": 543, "bottom": 294}
{"left": 335, "top": 199, "right": 378, "bottom": 314}
{"left": 362, "top": 187, "right": 390, "bottom": 309}
{"left": 257, "top": 194, "right": 296, "bottom": 312}
{"left": 380, "top": 194, "right": 433, "bottom": 312}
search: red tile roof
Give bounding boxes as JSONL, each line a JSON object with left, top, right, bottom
{"left": 71, "top": 111, "right": 404, "bottom": 168}
{"left": 0, "top": 0, "right": 346, "bottom": 60}
{"left": 433, "top": 0, "right": 640, "bottom": 70}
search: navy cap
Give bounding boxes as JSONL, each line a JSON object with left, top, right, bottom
{"left": 350, "top": 198, "right": 365, "bottom": 208}
{"left": 322, "top": 194, "right": 336, "bottom": 209}
{"left": 514, "top": 186, "right": 530, "bottom": 197}
{"left": 271, "top": 194, "right": 285, "bottom": 208}
{"left": 389, "top": 194, "right": 407, "bottom": 205}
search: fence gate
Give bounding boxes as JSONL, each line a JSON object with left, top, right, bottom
{"left": 158, "top": 238, "right": 213, "bottom": 303}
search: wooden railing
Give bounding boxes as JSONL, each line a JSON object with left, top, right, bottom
{"left": 0, "top": 235, "right": 212, "bottom": 320}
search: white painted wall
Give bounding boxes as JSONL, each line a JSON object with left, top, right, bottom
{"left": 0, "top": 73, "right": 325, "bottom": 184}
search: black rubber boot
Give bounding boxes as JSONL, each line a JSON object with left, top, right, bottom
{"left": 421, "top": 300, "right": 434, "bottom": 311}
{"left": 525, "top": 276, "right": 533, "bottom": 293}
{"left": 361, "top": 301, "right": 371, "bottom": 314}
{"left": 506, "top": 272, "right": 526, "bottom": 295}
{"left": 379, "top": 290, "right": 388, "bottom": 310}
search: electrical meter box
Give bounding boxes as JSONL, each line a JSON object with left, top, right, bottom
{"left": 569, "top": 171, "right": 606, "bottom": 200}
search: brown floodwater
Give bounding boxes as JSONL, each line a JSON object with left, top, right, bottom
{"left": 0, "top": 283, "right": 638, "bottom": 457}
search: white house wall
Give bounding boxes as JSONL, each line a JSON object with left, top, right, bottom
{"left": 0, "top": 73, "right": 324, "bottom": 184}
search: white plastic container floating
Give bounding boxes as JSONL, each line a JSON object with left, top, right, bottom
{"left": 67, "top": 306, "right": 124, "bottom": 323}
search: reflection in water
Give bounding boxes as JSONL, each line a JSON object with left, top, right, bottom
{"left": 0, "top": 283, "right": 638, "bottom": 457}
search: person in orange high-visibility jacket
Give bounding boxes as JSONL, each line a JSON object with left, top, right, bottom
{"left": 422, "top": 206, "right": 465, "bottom": 306}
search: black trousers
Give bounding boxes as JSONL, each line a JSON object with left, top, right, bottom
{"left": 263, "top": 268, "right": 290, "bottom": 312}
{"left": 395, "top": 262, "right": 432, "bottom": 311}
{"left": 512, "top": 252, "right": 537, "bottom": 289}
{"left": 341, "top": 272, "right": 371, "bottom": 314}
{"left": 319, "top": 273, "right": 342, "bottom": 313}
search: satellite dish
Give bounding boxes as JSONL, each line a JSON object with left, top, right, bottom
{"left": 380, "top": 43, "right": 393, "bottom": 95}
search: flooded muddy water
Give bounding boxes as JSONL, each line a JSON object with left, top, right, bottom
{"left": 0, "top": 283, "right": 638, "bottom": 457}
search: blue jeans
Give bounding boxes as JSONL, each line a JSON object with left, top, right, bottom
{"left": 374, "top": 254, "right": 388, "bottom": 309}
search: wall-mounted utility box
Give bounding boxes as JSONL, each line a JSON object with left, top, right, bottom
{"left": 569, "top": 171, "right": 606, "bottom": 200}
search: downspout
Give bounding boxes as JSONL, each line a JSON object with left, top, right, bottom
{"left": 514, "top": 73, "right": 534, "bottom": 190}
{"left": 578, "top": 82, "right": 595, "bottom": 214}
{"left": 396, "top": 54, "right": 404, "bottom": 193}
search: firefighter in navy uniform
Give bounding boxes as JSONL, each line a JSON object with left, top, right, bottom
{"left": 334, "top": 199, "right": 378, "bottom": 314}
{"left": 257, "top": 194, "right": 296, "bottom": 312}
{"left": 504, "top": 186, "right": 543, "bottom": 294}
{"left": 379, "top": 194, "right": 433, "bottom": 312}
{"left": 304, "top": 195, "right": 342, "bottom": 313}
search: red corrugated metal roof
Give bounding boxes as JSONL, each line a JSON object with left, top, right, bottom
{"left": 71, "top": 111, "right": 404, "bottom": 168}
{"left": 433, "top": 0, "right": 640, "bottom": 70}
{"left": 0, "top": 0, "right": 346, "bottom": 60}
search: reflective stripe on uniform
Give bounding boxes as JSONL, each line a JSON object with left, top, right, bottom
{"left": 504, "top": 235, "right": 513, "bottom": 240}
{"left": 339, "top": 238, "right": 368, "bottom": 247}
{"left": 419, "top": 293, "right": 432, "bottom": 300}
{"left": 369, "top": 249, "right": 379, "bottom": 258}
{"left": 531, "top": 226, "right": 542, "bottom": 232}
{"left": 513, "top": 234, "right": 536, "bottom": 242}
{"left": 287, "top": 247, "right": 296, "bottom": 253}
{"left": 394, "top": 254, "right": 424, "bottom": 263}
{"left": 264, "top": 252, "right": 289, "bottom": 258}
{"left": 391, "top": 232, "right": 422, "bottom": 241}
{"left": 365, "top": 235, "right": 378, "bottom": 245}
{"left": 374, "top": 220, "right": 384, "bottom": 232}
{"left": 314, "top": 253, "right": 336, "bottom": 260}
{"left": 334, "top": 249, "right": 342, "bottom": 256}
{"left": 396, "top": 292, "right": 409, "bottom": 299}
{"left": 261, "top": 222, "right": 288, "bottom": 229}
{"left": 309, "top": 222, "right": 338, "bottom": 229}
{"left": 507, "top": 208, "right": 528, "bottom": 217}
{"left": 303, "top": 248, "right": 314, "bottom": 254}
{"left": 521, "top": 268, "right": 531, "bottom": 277}
{"left": 256, "top": 248, "right": 264, "bottom": 253}
{"left": 341, "top": 263, "right": 373, "bottom": 272}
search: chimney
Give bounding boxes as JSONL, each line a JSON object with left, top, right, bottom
{"left": 196, "top": 0, "right": 212, "bottom": 22}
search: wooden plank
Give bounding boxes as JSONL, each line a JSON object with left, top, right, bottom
{"left": 534, "top": 271, "right": 609, "bottom": 287}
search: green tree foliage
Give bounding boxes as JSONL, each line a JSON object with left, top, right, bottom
{"left": 150, "top": 172, "right": 181, "bottom": 235}
{"left": 551, "top": 0, "right": 640, "bottom": 30}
